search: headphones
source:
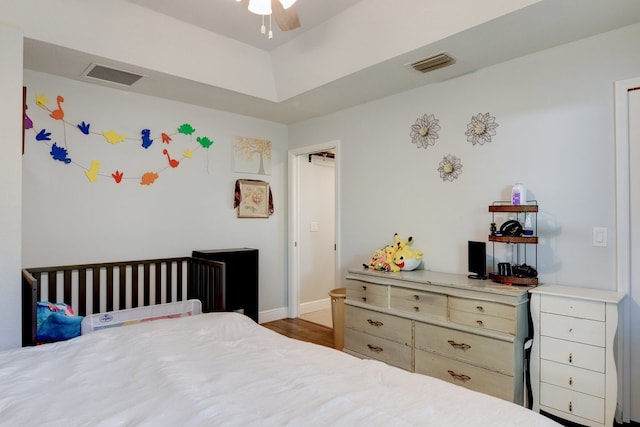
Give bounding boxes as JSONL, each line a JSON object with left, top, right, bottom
{"left": 500, "top": 220, "right": 523, "bottom": 237}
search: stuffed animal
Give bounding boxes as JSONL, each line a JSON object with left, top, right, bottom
{"left": 366, "top": 248, "right": 388, "bottom": 271}
{"left": 364, "top": 234, "right": 423, "bottom": 272}
{"left": 392, "top": 233, "right": 423, "bottom": 271}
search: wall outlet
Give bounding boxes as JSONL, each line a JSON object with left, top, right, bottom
{"left": 593, "top": 227, "right": 607, "bottom": 247}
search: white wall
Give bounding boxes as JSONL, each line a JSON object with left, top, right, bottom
{"left": 22, "top": 70, "right": 288, "bottom": 319}
{"left": 0, "top": 24, "right": 24, "bottom": 350}
{"left": 290, "top": 23, "right": 640, "bottom": 290}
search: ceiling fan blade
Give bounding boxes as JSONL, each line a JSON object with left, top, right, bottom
{"left": 272, "top": 0, "right": 300, "bottom": 31}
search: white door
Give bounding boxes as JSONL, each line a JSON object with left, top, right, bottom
{"left": 616, "top": 77, "right": 640, "bottom": 423}
{"left": 299, "top": 153, "right": 335, "bottom": 314}
{"left": 287, "top": 142, "right": 340, "bottom": 319}
{"left": 627, "top": 85, "right": 640, "bottom": 423}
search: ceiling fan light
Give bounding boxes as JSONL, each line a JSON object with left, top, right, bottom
{"left": 248, "top": 0, "right": 271, "bottom": 15}
{"left": 279, "top": 0, "right": 297, "bottom": 9}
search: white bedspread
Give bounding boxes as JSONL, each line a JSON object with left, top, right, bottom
{"left": 0, "top": 313, "right": 559, "bottom": 426}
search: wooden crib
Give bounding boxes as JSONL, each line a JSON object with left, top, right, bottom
{"left": 22, "top": 256, "right": 226, "bottom": 346}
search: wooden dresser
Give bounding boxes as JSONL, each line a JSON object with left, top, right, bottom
{"left": 344, "top": 267, "right": 533, "bottom": 404}
{"left": 529, "top": 285, "right": 625, "bottom": 427}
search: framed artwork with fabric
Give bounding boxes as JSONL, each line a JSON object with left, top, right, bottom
{"left": 235, "top": 179, "right": 272, "bottom": 218}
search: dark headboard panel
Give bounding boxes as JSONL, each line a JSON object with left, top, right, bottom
{"left": 22, "top": 256, "right": 225, "bottom": 346}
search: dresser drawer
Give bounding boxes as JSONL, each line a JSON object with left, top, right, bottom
{"left": 344, "top": 328, "right": 412, "bottom": 370}
{"left": 540, "top": 359, "right": 605, "bottom": 398}
{"left": 415, "top": 349, "right": 513, "bottom": 401}
{"left": 541, "top": 294, "right": 605, "bottom": 321}
{"left": 345, "top": 280, "right": 387, "bottom": 307}
{"left": 344, "top": 304, "right": 412, "bottom": 344}
{"left": 540, "top": 336, "right": 605, "bottom": 373}
{"left": 540, "top": 382, "right": 605, "bottom": 425}
{"left": 414, "top": 322, "right": 514, "bottom": 375}
{"left": 449, "top": 296, "right": 516, "bottom": 320}
{"left": 540, "top": 312, "right": 605, "bottom": 347}
{"left": 390, "top": 287, "right": 447, "bottom": 320}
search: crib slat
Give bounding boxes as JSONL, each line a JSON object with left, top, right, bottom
{"left": 106, "top": 266, "right": 114, "bottom": 312}
{"left": 132, "top": 263, "right": 139, "bottom": 308}
{"left": 119, "top": 265, "right": 127, "bottom": 310}
{"left": 92, "top": 268, "right": 100, "bottom": 314}
{"left": 63, "top": 270, "right": 72, "bottom": 306}
{"left": 155, "top": 262, "right": 162, "bottom": 305}
{"left": 78, "top": 268, "right": 87, "bottom": 316}
{"left": 47, "top": 271, "right": 56, "bottom": 302}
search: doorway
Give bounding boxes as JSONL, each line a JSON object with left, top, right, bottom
{"left": 614, "top": 76, "right": 640, "bottom": 424}
{"left": 287, "top": 141, "right": 340, "bottom": 325}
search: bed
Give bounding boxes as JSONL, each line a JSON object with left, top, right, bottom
{"left": 9, "top": 258, "right": 560, "bottom": 426}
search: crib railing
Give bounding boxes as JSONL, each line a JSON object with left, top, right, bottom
{"left": 22, "top": 256, "right": 225, "bottom": 346}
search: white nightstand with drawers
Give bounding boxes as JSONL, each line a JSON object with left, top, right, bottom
{"left": 529, "top": 285, "right": 625, "bottom": 427}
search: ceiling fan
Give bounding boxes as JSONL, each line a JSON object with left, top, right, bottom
{"left": 244, "top": 0, "right": 301, "bottom": 38}
{"left": 271, "top": 0, "right": 300, "bottom": 32}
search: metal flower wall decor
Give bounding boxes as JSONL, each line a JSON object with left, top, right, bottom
{"left": 410, "top": 114, "right": 440, "bottom": 148}
{"left": 465, "top": 112, "right": 499, "bottom": 146}
{"left": 438, "top": 154, "right": 463, "bottom": 182}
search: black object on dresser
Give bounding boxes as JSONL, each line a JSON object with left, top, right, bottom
{"left": 192, "top": 249, "right": 259, "bottom": 322}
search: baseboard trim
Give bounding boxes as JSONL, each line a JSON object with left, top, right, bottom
{"left": 257, "top": 307, "right": 288, "bottom": 324}
{"left": 299, "top": 297, "right": 331, "bottom": 315}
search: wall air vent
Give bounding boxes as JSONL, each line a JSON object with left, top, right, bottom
{"left": 82, "top": 63, "right": 144, "bottom": 87}
{"left": 410, "top": 53, "right": 455, "bottom": 74}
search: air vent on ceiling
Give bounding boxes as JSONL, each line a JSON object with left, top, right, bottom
{"left": 410, "top": 53, "right": 455, "bottom": 74}
{"left": 82, "top": 63, "right": 144, "bottom": 87}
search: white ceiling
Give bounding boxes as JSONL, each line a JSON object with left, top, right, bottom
{"left": 21, "top": 0, "right": 640, "bottom": 124}
{"left": 126, "top": 0, "right": 364, "bottom": 52}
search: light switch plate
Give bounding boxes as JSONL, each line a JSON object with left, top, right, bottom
{"left": 593, "top": 227, "right": 607, "bottom": 247}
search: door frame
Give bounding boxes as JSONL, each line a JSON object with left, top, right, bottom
{"left": 287, "top": 141, "right": 340, "bottom": 318}
{"left": 614, "top": 76, "right": 640, "bottom": 423}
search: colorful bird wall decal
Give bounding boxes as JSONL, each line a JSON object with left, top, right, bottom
{"left": 28, "top": 93, "right": 218, "bottom": 186}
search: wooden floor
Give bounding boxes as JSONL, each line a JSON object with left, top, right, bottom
{"left": 261, "top": 317, "right": 335, "bottom": 349}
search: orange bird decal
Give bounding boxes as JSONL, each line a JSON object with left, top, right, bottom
{"left": 50, "top": 96, "right": 65, "bottom": 120}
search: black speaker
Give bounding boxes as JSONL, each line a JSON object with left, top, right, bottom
{"left": 468, "top": 241, "right": 487, "bottom": 280}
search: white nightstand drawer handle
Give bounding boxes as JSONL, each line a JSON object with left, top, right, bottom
{"left": 367, "top": 319, "right": 384, "bottom": 327}
{"left": 367, "top": 344, "right": 383, "bottom": 353}
{"left": 447, "top": 340, "right": 471, "bottom": 351}
{"left": 413, "top": 295, "right": 420, "bottom": 300}
{"left": 476, "top": 305, "right": 484, "bottom": 312}
{"left": 447, "top": 370, "right": 471, "bottom": 383}
{"left": 476, "top": 320, "right": 484, "bottom": 327}
{"left": 568, "top": 352, "right": 573, "bottom": 363}
{"left": 362, "top": 285, "right": 367, "bottom": 290}
{"left": 569, "top": 377, "right": 573, "bottom": 386}
{"left": 569, "top": 401, "right": 573, "bottom": 412}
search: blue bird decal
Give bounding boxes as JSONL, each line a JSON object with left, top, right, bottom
{"left": 50, "top": 143, "right": 72, "bottom": 164}
{"left": 77, "top": 121, "right": 91, "bottom": 135}
{"left": 141, "top": 129, "right": 153, "bottom": 149}
{"left": 36, "top": 129, "right": 52, "bottom": 141}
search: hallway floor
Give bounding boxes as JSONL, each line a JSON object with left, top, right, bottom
{"left": 299, "top": 308, "right": 332, "bottom": 328}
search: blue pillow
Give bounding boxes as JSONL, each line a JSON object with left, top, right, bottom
{"left": 36, "top": 302, "right": 83, "bottom": 343}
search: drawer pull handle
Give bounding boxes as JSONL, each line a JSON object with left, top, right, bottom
{"left": 569, "top": 401, "right": 573, "bottom": 412}
{"left": 476, "top": 305, "right": 484, "bottom": 312}
{"left": 413, "top": 306, "right": 420, "bottom": 312}
{"left": 362, "top": 297, "right": 367, "bottom": 302}
{"left": 447, "top": 370, "right": 471, "bottom": 383}
{"left": 362, "top": 285, "right": 367, "bottom": 291}
{"left": 569, "top": 353, "right": 573, "bottom": 363}
{"left": 447, "top": 340, "right": 471, "bottom": 351}
{"left": 367, "top": 344, "right": 383, "bottom": 353}
{"left": 413, "top": 295, "right": 420, "bottom": 301}
{"left": 367, "top": 319, "right": 384, "bottom": 327}
{"left": 569, "top": 377, "right": 573, "bottom": 386}
{"left": 476, "top": 320, "right": 484, "bottom": 327}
